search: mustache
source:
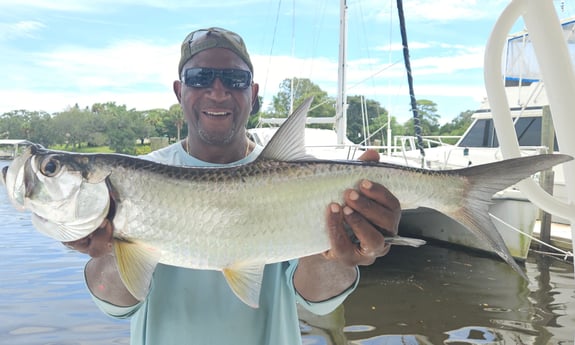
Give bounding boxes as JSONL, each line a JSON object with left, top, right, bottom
{"left": 198, "top": 100, "right": 237, "bottom": 110}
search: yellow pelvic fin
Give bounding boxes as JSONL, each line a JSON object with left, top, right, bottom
{"left": 113, "top": 239, "right": 160, "bottom": 301}
{"left": 222, "top": 262, "right": 266, "bottom": 309}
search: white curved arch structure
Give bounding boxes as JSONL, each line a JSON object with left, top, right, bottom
{"left": 484, "top": 0, "right": 575, "bottom": 256}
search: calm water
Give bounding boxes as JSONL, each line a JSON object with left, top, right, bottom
{"left": 0, "top": 161, "right": 574, "bottom": 345}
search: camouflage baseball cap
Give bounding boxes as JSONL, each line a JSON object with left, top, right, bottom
{"left": 178, "top": 27, "right": 254, "bottom": 75}
{"left": 178, "top": 27, "right": 259, "bottom": 114}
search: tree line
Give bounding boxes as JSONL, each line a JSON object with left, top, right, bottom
{"left": 0, "top": 77, "right": 475, "bottom": 154}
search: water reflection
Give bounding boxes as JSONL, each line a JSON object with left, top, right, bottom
{"left": 0, "top": 160, "right": 130, "bottom": 345}
{"left": 300, "top": 244, "right": 574, "bottom": 345}
{"left": 0, "top": 161, "right": 573, "bottom": 344}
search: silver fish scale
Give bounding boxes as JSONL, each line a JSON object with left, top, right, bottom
{"left": 100, "top": 158, "right": 460, "bottom": 270}
{"left": 7, "top": 143, "right": 568, "bottom": 287}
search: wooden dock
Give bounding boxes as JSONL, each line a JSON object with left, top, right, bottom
{"left": 0, "top": 139, "right": 32, "bottom": 159}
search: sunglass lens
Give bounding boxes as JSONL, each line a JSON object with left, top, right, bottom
{"left": 183, "top": 68, "right": 251, "bottom": 89}
{"left": 221, "top": 70, "right": 251, "bottom": 89}
{"left": 184, "top": 68, "right": 214, "bottom": 88}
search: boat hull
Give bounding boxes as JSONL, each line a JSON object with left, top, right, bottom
{"left": 399, "top": 192, "right": 538, "bottom": 260}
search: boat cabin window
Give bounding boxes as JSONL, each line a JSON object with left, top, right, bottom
{"left": 458, "top": 117, "right": 559, "bottom": 151}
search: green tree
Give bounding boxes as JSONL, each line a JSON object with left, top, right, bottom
{"left": 268, "top": 78, "right": 334, "bottom": 121}
{"left": 439, "top": 110, "right": 474, "bottom": 136}
{"left": 90, "top": 102, "right": 142, "bottom": 154}
{"left": 246, "top": 95, "right": 263, "bottom": 129}
{"left": 0, "top": 110, "right": 54, "bottom": 146}
{"left": 52, "top": 105, "right": 94, "bottom": 149}
{"left": 0, "top": 111, "right": 25, "bottom": 139}
{"left": 167, "top": 104, "right": 185, "bottom": 141}
{"left": 368, "top": 113, "right": 405, "bottom": 146}
{"left": 27, "top": 111, "right": 55, "bottom": 147}
{"left": 346, "top": 95, "right": 389, "bottom": 144}
{"left": 403, "top": 99, "right": 441, "bottom": 136}
{"left": 144, "top": 108, "right": 170, "bottom": 138}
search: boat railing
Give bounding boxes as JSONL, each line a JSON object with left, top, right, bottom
{"left": 393, "top": 135, "right": 461, "bottom": 151}
{"left": 391, "top": 133, "right": 555, "bottom": 170}
{"left": 389, "top": 135, "right": 459, "bottom": 168}
{"left": 304, "top": 143, "right": 364, "bottom": 160}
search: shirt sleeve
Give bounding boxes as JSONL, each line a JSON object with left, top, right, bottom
{"left": 84, "top": 264, "right": 143, "bottom": 319}
{"left": 286, "top": 259, "right": 360, "bottom": 316}
{"left": 90, "top": 294, "right": 142, "bottom": 319}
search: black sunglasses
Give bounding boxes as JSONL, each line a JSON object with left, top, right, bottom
{"left": 182, "top": 68, "right": 252, "bottom": 90}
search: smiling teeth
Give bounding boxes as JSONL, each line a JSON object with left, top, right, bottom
{"left": 206, "top": 111, "right": 228, "bottom": 116}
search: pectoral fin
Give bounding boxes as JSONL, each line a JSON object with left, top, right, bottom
{"left": 222, "top": 262, "right": 266, "bottom": 309}
{"left": 113, "top": 239, "right": 160, "bottom": 301}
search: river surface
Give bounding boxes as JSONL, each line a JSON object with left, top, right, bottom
{"left": 0, "top": 161, "right": 573, "bottom": 345}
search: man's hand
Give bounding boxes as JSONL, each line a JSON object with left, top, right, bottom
{"left": 323, "top": 149, "right": 400, "bottom": 266}
{"left": 294, "top": 149, "right": 402, "bottom": 302}
{"left": 62, "top": 219, "right": 114, "bottom": 258}
{"left": 62, "top": 219, "right": 138, "bottom": 306}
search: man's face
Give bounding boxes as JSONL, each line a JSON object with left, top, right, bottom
{"left": 176, "top": 48, "right": 258, "bottom": 146}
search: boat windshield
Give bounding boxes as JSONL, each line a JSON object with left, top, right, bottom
{"left": 457, "top": 117, "right": 559, "bottom": 150}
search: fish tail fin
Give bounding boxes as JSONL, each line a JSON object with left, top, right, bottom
{"left": 445, "top": 154, "right": 572, "bottom": 280}
{"left": 113, "top": 238, "right": 160, "bottom": 300}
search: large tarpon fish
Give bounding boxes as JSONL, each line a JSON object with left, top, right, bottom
{"left": 2, "top": 98, "right": 572, "bottom": 308}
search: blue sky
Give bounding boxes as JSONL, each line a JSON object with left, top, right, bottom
{"left": 0, "top": 0, "right": 572, "bottom": 124}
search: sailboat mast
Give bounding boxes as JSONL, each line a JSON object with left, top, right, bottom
{"left": 335, "top": 0, "right": 348, "bottom": 145}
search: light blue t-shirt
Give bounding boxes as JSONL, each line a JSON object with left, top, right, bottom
{"left": 89, "top": 141, "right": 359, "bottom": 345}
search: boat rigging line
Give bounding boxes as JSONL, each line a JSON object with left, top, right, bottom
{"left": 396, "top": 0, "right": 425, "bottom": 161}
{"left": 490, "top": 213, "right": 573, "bottom": 261}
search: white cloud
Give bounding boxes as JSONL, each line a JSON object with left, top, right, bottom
{"left": 0, "top": 0, "right": 95, "bottom": 11}
{"left": 0, "top": 21, "right": 45, "bottom": 41}
{"left": 373, "top": 41, "right": 432, "bottom": 52}
{"left": 0, "top": 37, "right": 486, "bottom": 116}
{"left": 29, "top": 40, "right": 179, "bottom": 89}
{"left": 0, "top": 0, "right": 266, "bottom": 11}
{"left": 0, "top": 0, "right": 497, "bottom": 119}
{"left": 372, "top": 0, "right": 509, "bottom": 22}
{"left": 0, "top": 39, "right": 181, "bottom": 113}
{"left": 413, "top": 49, "right": 484, "bottom": 74}
{"left": 0, "top": 89, "right": 176, "bottom": 113}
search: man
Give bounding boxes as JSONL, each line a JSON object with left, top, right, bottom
{"left": 65, "top": 27, "right": 401, "bottom": 344}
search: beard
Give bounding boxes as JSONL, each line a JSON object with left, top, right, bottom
{"left": 197, "top": 125, "right": 237, "bottom": 145}
{"left": 187, "top": 100, "right": 244, "bottom": 146}
{"left": 193, "top": 113, "right": 239, "bottom": 145}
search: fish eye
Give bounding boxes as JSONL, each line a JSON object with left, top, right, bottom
{"left": 40, "top": 157, "right": 61, "bottom": 177}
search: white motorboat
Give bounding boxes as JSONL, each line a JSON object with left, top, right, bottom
{"left": 395, "top": 10, "right": 574, "bottom": 258}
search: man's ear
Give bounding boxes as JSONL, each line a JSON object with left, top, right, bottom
{"left": 173, "top": 80, "right": 182, "bottom": 103}
{"left": 250, "top": 83, "right": 260, "bottom": 114}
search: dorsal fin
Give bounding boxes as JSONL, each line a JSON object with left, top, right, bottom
{"left": 259, "top": 97, "right": 315, "bottom": 161}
